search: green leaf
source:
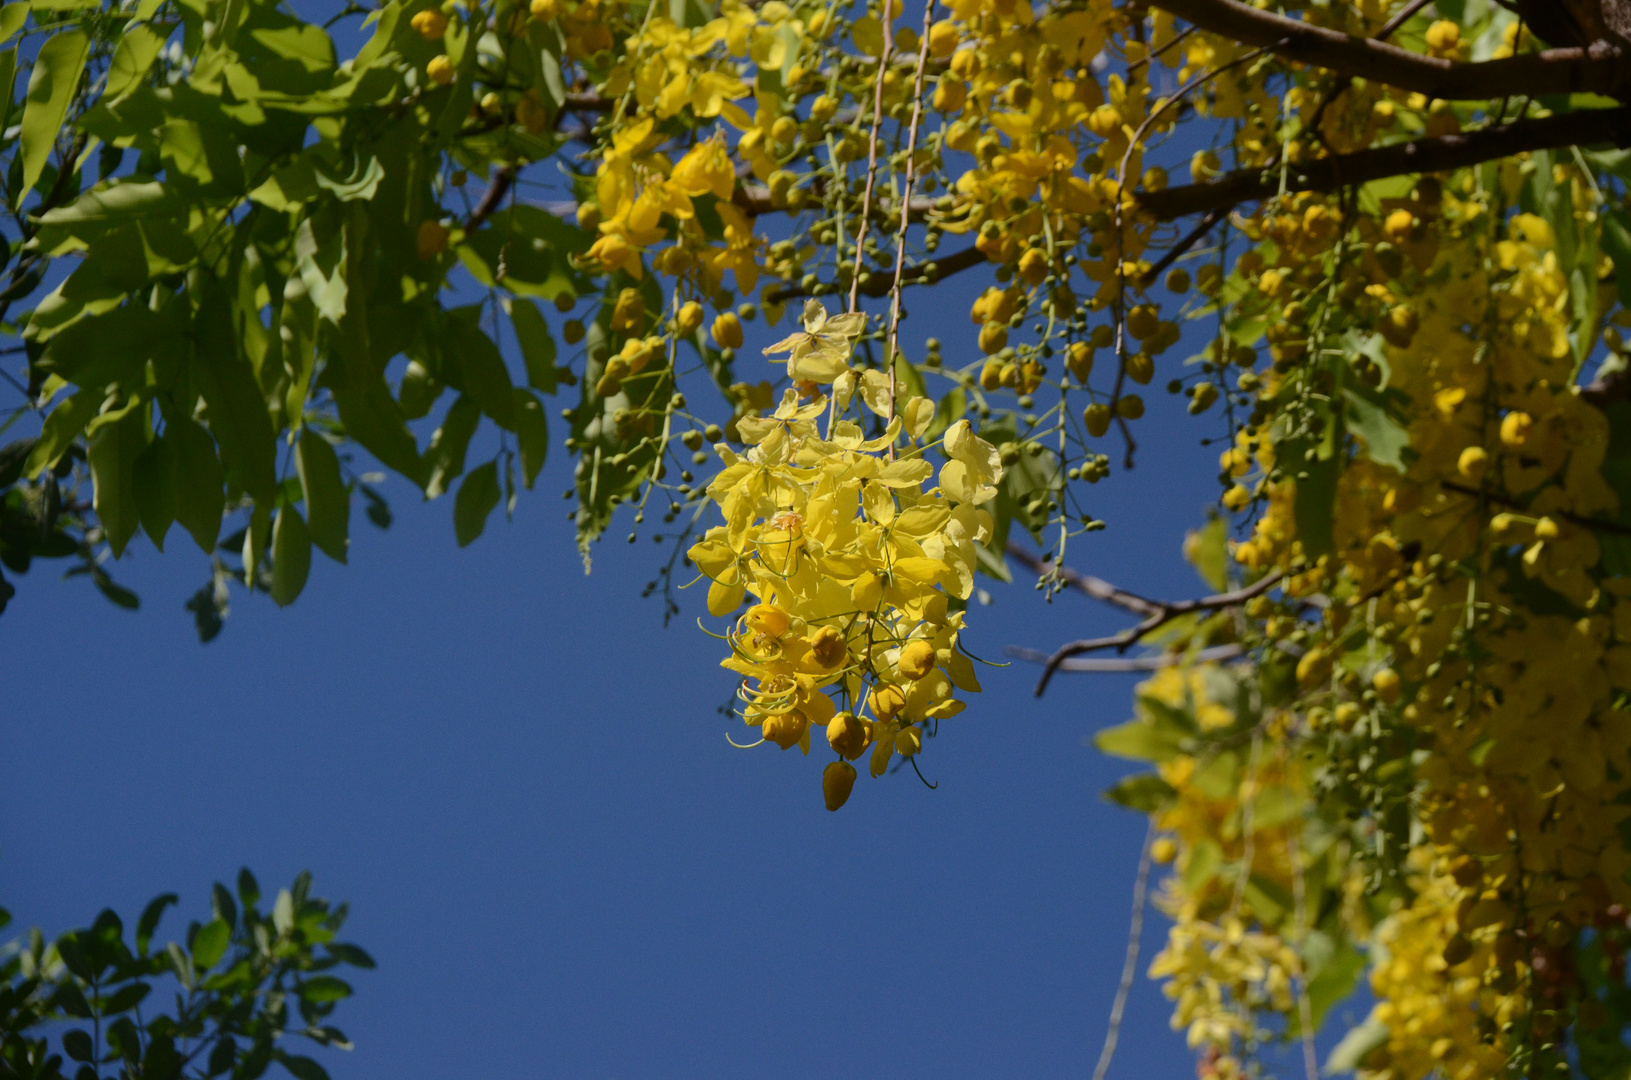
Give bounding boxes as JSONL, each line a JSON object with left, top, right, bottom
{"left": 135, "top": 893, "right": 177, "bottom": 956}
{"left": 453, "top": 460, "right": 500, "bottom": 547}
{"left": 1102, "top": 772, "right": 1177, "bottom": 813}
{"left": 32, "top": 180, "right": 184, "bottom": 256}
{"left": 1286, "top": 937, "right": 1367, "bottom": 1038}
{"left": 194, "top": 295, "right": 278, "bottom": 502}
{"left": 515, "top": 389, "right": 548, "bottom": 489}
{"left": 509, "top": 298, "right": 557, "bottom": 394}
{"left": 1602, "top": 209, "right": 1631, "bottom": 309}
{"left": 19, "top": 30, "right": 88, "bottom": 193}
{"left": 332, "top": 382, "right": 425, "bottom": 489}
{"left": 296, "top": 429, "right": 349, "bottom": 563}
{"left": 190, "top": 919, "right": 231, "bottom": 971}
{"left": 270, "top": 506, "right": 312, "bottom": 607}
{"left": 1343, "top": 385, "right": 1410, "bottom": 472}
{"left": 132, "top": 433, "right": 175, "bottom": 551}
{"left": 1095, "top": 719, "right": 1185, "bottom": 763}
{"left": 299, "top": 976, "right": 351, "bottom": 1003}
{"left": 325, "top": 943, "right": 375, "bottom": 968}
{"left": 1185, "top": 514, "right": 1228, "bottom": 591}
{"left": 94, "top": 570, "right": 139, "bottom": 609}
{"left": 1182, "top": 837, "right": 1223, "bottom": 892}
{"left": 25, "top": 387, "right": 97, "bottom": 476}
{"left": 105, "top": 21, "right": 167, "bottom": 101}
{"left": 1326, "top": 1018, "right": 1390, "bottom": 1074}
{"left": 88, "top": 401, "right": 149, "bottom": 557}
{"left": 0, "top": 6, "right": 27, "bottom": 45}
{"left": 170, "top": 416, "right": 224, "bottom": 552}
{"left": 424, "top": 394, "right": 481, "bottom": 499}
{"left": 1293, "top": 449, "right": 1340, "bottom": 559}
{"left": 445, "top": 309, "right": 516, "bottom": 429}
{"left": 276, "top": 1053, "right": 331, "bottom": 1080}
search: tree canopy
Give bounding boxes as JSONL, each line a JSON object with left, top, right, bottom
{"left": 8, "top": 0, "right": 1631, "bottom": 1077}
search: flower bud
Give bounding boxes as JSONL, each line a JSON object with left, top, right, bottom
{"left": 823, "top": 761, "right": 857, "bottom": 810}
{"left": 712, "top": 312, "right": 744, "bottom": 350}
{"left": 1373, "top": 667, "right": 1402, "bottom": 704}
{"left": 899, "top": 639, "right": 936, "bottom": 680}
{"left": 827, "top": 712, "right": 871, "bottom": 760}
{"left": 1084, "top": 402, "right": 1111, "bottom": 437}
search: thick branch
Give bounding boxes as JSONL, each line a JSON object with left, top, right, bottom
{"left": 1139, "top": 106, "right": 1631, "bottom": 219}
{"left": 1149, "top": 0, "right": 1629, "bottom": 101}
{"left": 762, "top": 244, "right": 986, "bottom": 305}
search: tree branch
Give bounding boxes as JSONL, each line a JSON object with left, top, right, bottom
{"left": 1004, "top": 642, "right": 1246, "bottom": 671}
{"left": 1149, "top": 0, "right": 1629, "bottom": 101}
{"left": 1027, "top": 564, "right": 1286, "bottom": 696}
{"left": 1139, "top": 106, "right": 1631, "bottom": 219}
{"left": 762, "top": 244, "right": 986, "bottom": 305}
{"left": 1442, "top": 479, "right": 1631, "bottom": 537}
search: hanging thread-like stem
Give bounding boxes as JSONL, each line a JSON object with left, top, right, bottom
{"left": 1091, "top": 821, "right": 1155, "bottom": 1080}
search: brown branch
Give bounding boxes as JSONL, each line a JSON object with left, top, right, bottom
{"left": 762, "top": 243, "right": 986, "bottom": 305}
{"left": 465, "top": 166, "right": 516, "bottom": 232}
{"left": 1136, "top": 207, "right": 1223, "bottom": 289}
{"left": 1031, "top": 566, "right": 1287, "bottom": 696}
{"left": 1442, "top": 479, "right": 1631, "bottom": 537}
{"left": 1149, "top": 0, "right": 1629, "bottom": 101}
{"left": 1004, "top": 642, "right": 1246, "bottom": 671}
{"left": 1139, "top": 106, "right": 1631, "bottom": 220}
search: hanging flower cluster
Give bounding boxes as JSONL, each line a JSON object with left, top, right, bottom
{"left": 687, "top": 301, "right": 1002, "bottom": 809}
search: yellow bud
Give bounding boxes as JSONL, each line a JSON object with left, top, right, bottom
{"left": 1018, "top": 247, "right": 1050, "bottom": 286}
{"left": 1534, "top": 516, "right": 1561, "bottom": 541}
{"left": 677, "top": 301, "right": 705, "bottom": 334}
{"left": 927, "top": 19, "right": 958, "bottom": 57}
{"left": 411, "top": 8, "right": 449, "bottom": 39}
{"left": 1222, "top": 484, "right": 1250, "bottom": 511}
{"left": 978, "top": 322, "right": 1008, "bottom": 354}
{"left": 1126, "top": 305, "right": 1159, "bottom": 340}
{"left": 1087, "top": 104, "right": 1121, "bottom": 138}
{"left": 762, "top": 709, "right": 809, "bottom": 750}
{"left": 1384, "top": 208, "right": 1416, "bottom": 245}
{"left": 898, "top": 639, "right": 937, "bottom": 680}
{"left": 871, "top": 683, "right": 906, "bottom": 722}
{"left": 1500, "top": 410, "right": 1533, "bottom": 447}
{"left": 530, "top": 0, "right": 559, "bottom": 19}
{"left": 827, "top": 713, "right": 871, "bottom": 760}
{"left": 1151, "top": 838, "right": 1177, "bottom": 864}
{"left": 1124, "top": 352, "right": 1154, "bottom": 385}
{"left": 980, "top": 359, "right": 1004, "bottom": 391}
{"left": 933, "top": 76, "right": 966, "bottom": 114}
{"left": 1084, "top": 402, "right": 1112, "bottom": 437}
{"left": 426, "top": 54, "right": 456, "bottom": 86}
{"left": 1379, "top": 304, "right": 1417, "bottom": 347}
{"left": 810, "top": 94, "right": 838, "bottom": 121}
{"left": 1373, "top": 667, "right": 1401, "bottom": 704}
{"left": 1457, "top": 445, "right": 1488, "bottom": 482}
{"left": 1067, "top": 342, "right": 1094, "bottom": 383}
{"left": 808, "top": 625, "right": 848, "bottom": 669}
{"left": 712, "top": 311, "right": 744, "bottom": 350}
{"left": 1116, "top": 394, "right": 1144, "bottom": 420}
{"left": 745, "top": 603, "right": 790, "bottom": 639}
{"left": 1296, "top": 646, "right": 1332, "bottom": 689}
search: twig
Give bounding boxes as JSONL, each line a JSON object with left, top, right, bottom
{"left": 1091, "top": 821, "right": 1155, "bottom": 1080}
{"left": 1150, "top": 0, "right": 1628, "bottom": 101}
{"left": 1004, "top": 642, "right": 1246, "bottom": 671}
{"left": 1442, "top": 479, "right": 1631, "bottom": 537}
{"left": 1034, "top": 570, "right": 1287, "bottom": 695}
{"left": 1139, "top": 106, "right": 1631, "bottom": 220}
{"left": 465, "top": 166, "right": 516, "bottom": 232}
{"left": 1136, "top": 207, "right": 1223, "bottom": 290}
{"left": 1304, "top": 0, "right": 1430, "bottom": 152}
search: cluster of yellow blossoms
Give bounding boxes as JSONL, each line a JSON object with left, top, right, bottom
{"left": 688, "top": 302, "right": 1003, "bottom": 809}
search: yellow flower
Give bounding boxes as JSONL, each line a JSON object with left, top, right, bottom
{"left": 426, "top": 55, "right": 456, "bottom": 86}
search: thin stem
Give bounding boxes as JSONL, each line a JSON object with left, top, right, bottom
{"left": 847, "top": 4, "right": 895, "bottom": 314}
{"left": 1091, "top": 821, "right": 1155, "bottom": 1080}
{"left": 882, "top": 0, "right": 937, "bottom": 435}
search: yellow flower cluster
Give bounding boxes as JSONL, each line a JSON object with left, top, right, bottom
{"left": 688, "top": 302, "right": 1003, "bottom": 809}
